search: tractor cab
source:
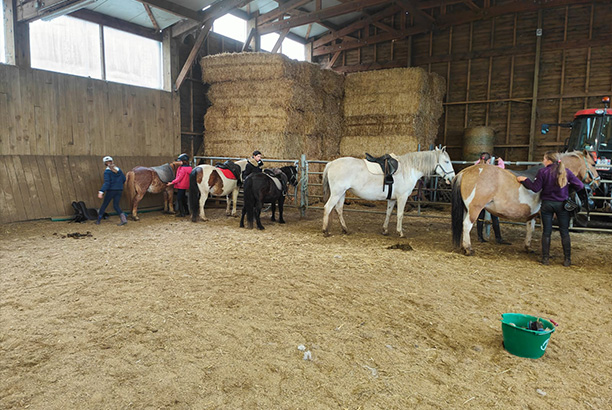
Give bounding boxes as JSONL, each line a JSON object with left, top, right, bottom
{"left": 542, "top": 96, "right": 611, "bottom": 164}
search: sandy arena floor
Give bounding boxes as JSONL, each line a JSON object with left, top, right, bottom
{"left": 1, "top": 204, "right": 611, "bottom": 409}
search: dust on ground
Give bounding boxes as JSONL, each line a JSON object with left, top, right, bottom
{"left": 1, "top": 205, "right": 610, "bottom": 409}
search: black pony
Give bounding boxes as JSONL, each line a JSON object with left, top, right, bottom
{"left": 240, "top": 165, "right": 299, "bottom": 230}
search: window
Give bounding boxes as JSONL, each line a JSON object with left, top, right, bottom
{"left": 30, "top": 16, "right": 102, "bottom": 78}
{"left": 104, "top": 27, "right": 162, "bottom": 89}
{"left": 29, "top": 15, "right": 162, "bottom": 89}
{"left": 213, "top": 13, "right": 246, "bottom": 43}
{"left": 261, "top": 33, "right": 306, "bottom": 61}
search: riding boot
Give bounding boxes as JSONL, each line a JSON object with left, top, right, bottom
{"left": 561, "top": 235, "right": 571, "bottom": 267}
{"left": 117, "top": 213, "right": 128, "bottom": 226}
{"left": 541, "top": 235, "right": 551, "bottom": 265}
{"left": 492, "top": 218, "right": 511, "bottom": 245}
{"left": 477, "top": 220, "right": 487, "bottom": 242}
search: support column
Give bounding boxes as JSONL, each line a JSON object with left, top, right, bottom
{"left": 2, "top": 0, "right": 16, "bottom": 65}
{"left": 528, "top": 11, "right": 543, "bottom": 161}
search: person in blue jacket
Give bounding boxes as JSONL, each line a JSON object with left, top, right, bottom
{"left": 517, "top": 151, "right": 584, "bottom": 266}
{"left": 96, "top": 156, "right": 128, "bottom": 226}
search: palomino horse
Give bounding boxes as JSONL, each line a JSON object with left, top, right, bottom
{"left": 451, "top": 150, "right": 599, "bottom": 255}
{"left": 322, "top": 147, "right": 456, "bottom": 237}
{"left": 189, "top": 159, "right": 248, "bottom": 222}
{"left": 240, "top": 166, "right": 299, "bottom": 230}
{"left": 124, "top": 161, "right": 182, "bottom": 221}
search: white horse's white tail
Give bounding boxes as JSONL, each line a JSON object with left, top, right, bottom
{"left": 322, "top": 163, "right": 331, "bottom": 203}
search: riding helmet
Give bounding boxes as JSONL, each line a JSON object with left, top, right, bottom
{"left": 177, "top": 153, "right": 189, "bottom": 162}
{"left": 103, "top": 156, "right": 113, "bottom": 163}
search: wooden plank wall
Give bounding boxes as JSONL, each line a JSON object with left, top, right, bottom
{"left": 317, "top": 1, "right": 612, "bottom": 162}
{"left": 0, "top": 64, "right": 181, "bottom": 223}
{"left": 0, "top": 155, "right": 172, "bottom": 223}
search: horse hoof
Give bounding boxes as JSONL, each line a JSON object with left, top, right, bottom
{"left": 258, "top": 226, "right": 265, "bottom": 230}
{"left": 279, "top": 220, "right": 285, "bottom": 224}
{"left": 323, "top": 231, "right": 330, "bottom": 237}
{"left": 382, "top": 231, "right": 389, "bottom": 236}
{"left": 462, "top": 248, "right": 474, "bottom": 256}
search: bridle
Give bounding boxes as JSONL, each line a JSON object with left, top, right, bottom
{"left": 581, "top": 155, "right": 600, "bottom": 188}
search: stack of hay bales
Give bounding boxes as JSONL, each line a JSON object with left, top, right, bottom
{"left": 341, "top": 67, "right": 445, "bottom": 157}
{"left": 200, "top": 53, "right": 344, "bottom": 160}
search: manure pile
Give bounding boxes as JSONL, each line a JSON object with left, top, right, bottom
{"left": 200, "top": 53, "right": 344, "bottom": 160}
{"left": 341, "top": 68, "right": 445, "bottom": 157}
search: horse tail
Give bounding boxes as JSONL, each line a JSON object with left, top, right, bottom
{"left": 322, "top": 163, "right": 331, "bottom": 203}
{"left": 451, "top": 172, "right": 465, "bottom": 248}
{"left": 189, "top": 167, "right": 201, "bottom": 222}
{"left": 125, "top": 171, "right": 135, "bottom": 209}
{"left": 243, "top": 176, "right": 254, "bottom": 225}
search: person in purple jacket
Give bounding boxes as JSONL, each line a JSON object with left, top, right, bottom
{"left": 167, "top": 153, "right": 192, "bottom": 217}
{"left": 517, "top": 151, "right": 584, "bottom": 266}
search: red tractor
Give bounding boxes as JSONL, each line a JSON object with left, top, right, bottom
{"left": 542, "top": 96, "right": 612, "bottom": 225}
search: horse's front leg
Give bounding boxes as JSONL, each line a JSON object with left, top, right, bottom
{"left": 270, "top": 201, "right": 277, "bottom": 222}
{"left": 229, "top": 188, "right": 239, "bottom": 216}
{"left": 395, "top": 195, "right": 409, "bottom": 237}
{"left": 278, "top": 197, "right": 285, "bottom": 224}
{"left": 524, "top": 219, "right": 536, "bottom": 252}
{"left": 382, "top": 199, "right": 396, "bottom": 235}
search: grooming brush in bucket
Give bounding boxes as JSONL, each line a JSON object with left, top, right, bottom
{"left": 500, "top": 313, "right": 557, "bottom": 359}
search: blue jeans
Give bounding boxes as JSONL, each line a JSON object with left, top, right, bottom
{"left": 98, "top": 190, "right": 123, "bottom": 220}
{"left": 540, "top": 200, "right": 570, "bottom": 239}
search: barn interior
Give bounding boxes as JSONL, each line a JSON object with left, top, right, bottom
{"left": 1, "top": 2, "right": 612, "bottom": 408}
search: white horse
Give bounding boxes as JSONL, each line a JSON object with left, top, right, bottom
{"left": 189, "top": 159, "right": 248, "bottom": 222}
{"left": 322, "top": 147, "right": 456, "bottom": 236}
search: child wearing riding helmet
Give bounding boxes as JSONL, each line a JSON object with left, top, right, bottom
{"left": 517, "top": 151, "right": 584, "bottom": 266}
{"left": 167, "top": 153, "right": 192, "bottom": 217}
{"left": 474, "top": 152, "right": 510, "bottom": 245}
{"left": 97, "top": 156, "right": 128, "bottom": 226}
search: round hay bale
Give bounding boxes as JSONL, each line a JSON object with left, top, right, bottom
{"left": 463, "top": 126, "right": 495, "bottom": 161}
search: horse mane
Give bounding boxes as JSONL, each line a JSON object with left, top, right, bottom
{"left": 398, "top": 150, "right": 440, "bottom": 175}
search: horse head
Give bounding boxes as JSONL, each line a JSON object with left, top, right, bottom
{"left": 282, "top": 165, "right": 299, "bottom": 187}
{"left": 562, "top": 150, "right": 600, "bottom": 188}
{"left": 433, "top": 146, "right": 456, "bottom": 184}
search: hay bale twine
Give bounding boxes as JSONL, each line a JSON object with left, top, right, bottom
{"left": 463, "top": 126, "right": 495, "bottom": 161}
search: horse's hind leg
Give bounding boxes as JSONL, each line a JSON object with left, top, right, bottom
{"left": 462, "top": 212, "right": 476, "bottom": 256}
{"left": 334, "top": 194, "right": 349, "bottom": 234}
{"left": 524, "top": 219, "right": 536, "bottom": 252}
{"left": 229, "top": 188, "right": 239, "bottom": 217}
{"left": 270, "top": 202, "right": 277, "bottom": 222}
{"left": 255, "top": 200, "right": 265, "bottom": 230}
{"left": 199, "top": 188, "right": 209, "bottom": 221}
{"left": 131, "top": 192, "right": 145, "bottom": 221}
{"left": 382, "top": 199, "right": 397, "bottom": 236}
{"left": 278, "top": 197, "right": 285, "bottom": 224}
{"left": 323, "top": 193, "right": 341, "bottom": 236}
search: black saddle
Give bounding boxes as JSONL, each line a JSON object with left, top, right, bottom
{"left": 216, "top": 160, "right": 242, "bottom": 181}
{"left": 264, "top": 168, "right": 289, "bottom": 195}
{"left": 366, "top": 153, "right": 399, "bottom": 199}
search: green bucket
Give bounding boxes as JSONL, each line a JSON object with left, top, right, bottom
{"left": 500, "top": 313, "right": 556, "bottom": 359}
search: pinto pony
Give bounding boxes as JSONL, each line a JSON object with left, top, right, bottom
{"left": 451, "top": 150, "right": 599, "bottom": 255}
{"left": 189, "top": 159, "right": 248, "bottom": 222}
{"left": 322, "top": 147, "right": 456, "bottom": 237}
{"left": 124, "top": 161, "right": 182, "bottom": 221}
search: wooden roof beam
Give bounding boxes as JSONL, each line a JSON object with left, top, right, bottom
{"left": 258, "top": 0, "right": 313, "bottom": 25}
{"left": 258, "top": 0, "right": 391, "bottom": 35}
{"left": 69, "top": 9, "right": 162, "bottom": 40}
{"left": 137, "top": 0, "right": 203, "bottom": 22}
{"left": 313, "top": 4, "right": 401, "bottom": 48}
{"left": 142, "top": 4, "right": 161, "bottom": 31}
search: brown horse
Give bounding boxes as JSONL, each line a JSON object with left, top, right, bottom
{"left": 124, "top": 161, "right": 182, "bottom": 221}
{"left": 451, "top": 150, "right": 599, "bottom": 255}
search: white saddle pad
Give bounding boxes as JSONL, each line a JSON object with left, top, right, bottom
{"left": 266, "top": 174, "right": 283, "bottom": 191}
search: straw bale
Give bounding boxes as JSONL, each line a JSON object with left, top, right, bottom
{"left": 343, "top": 92, "right": 442, "bottom": 118}
{"left": 339, "top": 135, "right": 423, "bottom": 158}
{"left": 344, "top": 67, "right": 444, "bottom": 97}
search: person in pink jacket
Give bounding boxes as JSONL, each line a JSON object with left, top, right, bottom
{"left": 167, "top": 153, "right": 192, "bottom": 217}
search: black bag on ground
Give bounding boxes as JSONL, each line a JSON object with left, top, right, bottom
{"left": 70, "top": 201, "right": 99, "bottom": 223}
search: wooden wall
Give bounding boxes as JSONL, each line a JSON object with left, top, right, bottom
{"left": 316, "top": 1, "right": 612, "bottom": 162}
{"left": 0, "top": 64, "right": 181, "bottom": 223}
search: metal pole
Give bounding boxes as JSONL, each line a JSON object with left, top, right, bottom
{"left": 300, "top": 154, "right": 308, "bottom": 217}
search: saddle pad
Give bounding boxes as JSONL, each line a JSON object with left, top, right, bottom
{"left": 266, "top": 174, "right": 283, "bottom": 191}
{"left": 219, "top": 167, "right": 236, "bottom": 179}
{"left": 151, "top": 163, "right": 174, "bottom": 183}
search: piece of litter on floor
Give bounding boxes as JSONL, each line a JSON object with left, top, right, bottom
{"left": 297, "top": 344, "right": 306, "bottom": 351}
{"left": 303, "top": 351, "right": 312, "bottom": 360}
{"left": 536, "top": 389, "right": 547, "bottom": 396}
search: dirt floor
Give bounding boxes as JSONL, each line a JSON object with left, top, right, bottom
{"left": 1, "top": 204, "right": 611, "bottom": 409}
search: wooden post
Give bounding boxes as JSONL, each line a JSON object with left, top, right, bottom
{"left": 528, "top": 10, "right": 543, "bottom": 161}
{"left": 2, "top": 0, "right": 16, "bottom": 65}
